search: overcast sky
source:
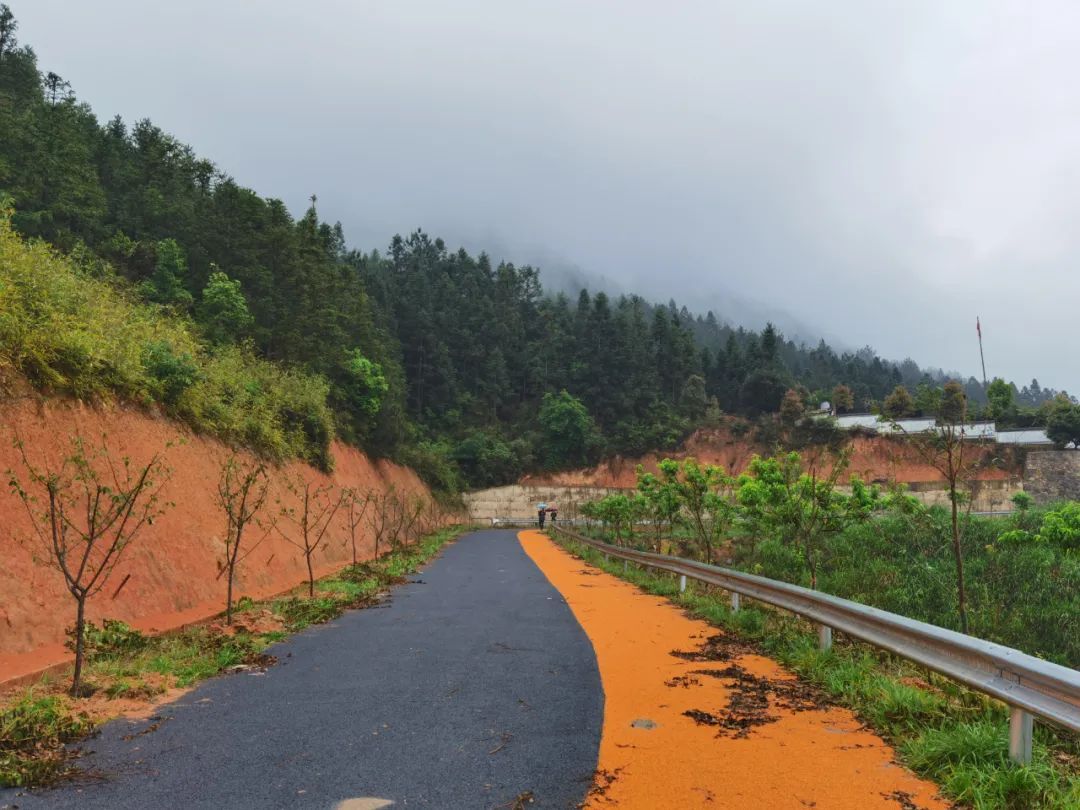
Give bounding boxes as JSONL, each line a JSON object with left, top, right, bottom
{"left": 16, "top": 1, "right": 1079, "bottom": 391}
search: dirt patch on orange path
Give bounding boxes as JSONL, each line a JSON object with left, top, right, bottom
{"left": 518, "top": 531, "right": 950, "bottom": 810}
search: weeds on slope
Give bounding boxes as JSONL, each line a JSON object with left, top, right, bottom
{"left": 0, "top": 525, "right": 469, "bottom": 789}
{"left": 556, "top": 536, "right": 1080, "bottom": 810}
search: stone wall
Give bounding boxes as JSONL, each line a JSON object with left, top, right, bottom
{"left": 1024, "top": 450, "right": 1080, "bottom": 503}
{"left": 905, "top": 478, "right": 1023, "bottom": 512}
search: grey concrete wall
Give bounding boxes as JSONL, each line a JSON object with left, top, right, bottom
{"left": 462, "top": 484, "right": 630, "bottom": 521}
{"left": 1024, "top": 450, "right": 1080, "bottom": 503}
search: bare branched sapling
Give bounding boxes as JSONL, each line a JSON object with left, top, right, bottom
{"left": 8, "top": 434, "right": 170, "bottom": 695}
{"left": 385, "top": 491, "right": 406, "bottom": 551}
{"left": 400, "top": 494, "right": 425, "bottom": 547}
{"left": 278, "top": 477, "right": 344, "bottom": 597}
{"left": 216, "top": 453, "right": 272, "bottom": 624}
{"left": 366, "top": 489, "right": 394, "bottom": 559}
{"left": 343, "top": 487, "right": 372, "bottom": 566}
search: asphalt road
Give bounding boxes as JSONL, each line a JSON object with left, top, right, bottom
{"left": 1, "top": 530, "right": 603, "bottom": 810}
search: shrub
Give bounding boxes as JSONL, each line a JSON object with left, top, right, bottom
{"left": 67, "top": 620, "right": 149, "bottom": 661}
{"left": 142, "top": 340, "right": 201, "bottom": 404}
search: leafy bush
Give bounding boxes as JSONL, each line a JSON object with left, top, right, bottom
{"left": 66, "top": 619, "right": 148, "bottom": 661}
{"left": 1033, "top": 502, "right": 1080, "bottom": 550}
{"left": 142, "top": 340, "right": 201, "bottom": 404}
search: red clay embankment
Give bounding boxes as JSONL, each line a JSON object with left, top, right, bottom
{"left": 522, "top": 427, "right": 1020, "bottom": 489}
{"left": 0, "top": 396, "right": 437, "bottom": 683}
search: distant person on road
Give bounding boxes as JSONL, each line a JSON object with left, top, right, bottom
{"left": 537, "top": 502, "right": 547, "bottom": 529}
{"left": 548, "top": 504, "right": 558, "bottom": 526}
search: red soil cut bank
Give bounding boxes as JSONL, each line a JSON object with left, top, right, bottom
{"left": 0, "top": 396, "right": 437, "bottom": 683}
{"left": 522, "top": 427, "right": 1020, "bottom": 489}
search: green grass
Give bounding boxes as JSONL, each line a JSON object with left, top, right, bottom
{"left": 556, "top": 535, "right": 1080, "bottom": 810}
{"left": 901, "top": 722, "right": 1080, "bottom": 810}
{"left": 0, "top": 692, "right": 93, "bottom": 787}
{"left": 0, "top": 525, "right": 471, "bottom": 789}
{"left": 88, "top": 627, "right": 267, "bottom": 688}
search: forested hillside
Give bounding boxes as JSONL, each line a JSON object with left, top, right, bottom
{"left": 0, "top": 6, "right": 1066, "bottom": 489}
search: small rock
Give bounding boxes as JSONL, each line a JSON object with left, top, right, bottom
{"left": 631, "top": 718, "right": 658, "bottom": 730}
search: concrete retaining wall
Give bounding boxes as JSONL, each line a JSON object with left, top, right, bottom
{"left": 463, "top": 484, "right": 630, "bottom": 522}
{"left": 1024, "top": 450, "right": 1080, "bottom": 503}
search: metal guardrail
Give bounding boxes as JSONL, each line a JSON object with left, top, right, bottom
{"left": 490, "top": 516, "right": 588, "bottom": 528}
{"left": 550, "top": 525, "right": 1080, "bottom": 764}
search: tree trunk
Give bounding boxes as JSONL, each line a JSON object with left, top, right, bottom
{"left": 950, "top": 483, "right": 969, "bottom": 634}
{"left": 306, "top": 551, "right": 315, "bottom": 598}
{"left": 71, "top": 596, "right": 86, "bottom": 696}
{"left": 226, "top": 567, "right": 235, "bottom": 625}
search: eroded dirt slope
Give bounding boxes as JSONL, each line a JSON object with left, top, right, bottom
{"left": 523, "top": 426, "right": 1019, "bottom": 489}
{"left": 0, "top": 396, "right": 436, "bottom": 679}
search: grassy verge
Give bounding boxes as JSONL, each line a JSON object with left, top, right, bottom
{"left": 0, "top": 525, "right": 471, "bottom": 788}
{"left": 555, "top": 535, "right": 1080, "bottom": 810}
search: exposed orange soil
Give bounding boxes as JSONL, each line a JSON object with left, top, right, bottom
{"left": 522, "top": 427, "right": 1018, "bottom": 489}
{"left": 518, "top": 530, "right": 949, "bottom": 810}
{"left": 0, "top": 396, "right": 440, "bottom": 684}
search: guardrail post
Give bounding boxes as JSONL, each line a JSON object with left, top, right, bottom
{"left": 1009, "top": 707, "right": 1033, "bottom": 765}
{"left": 730, "top": 592, "right": 740, "bottom": 612}
{"left": 679, "top": 574, "right": 686, "bottom": 593}
{"left": 818, "top": 625, "right": 833, "bottom": 651}
{"left": 623, "top": 560, "right": 629, "bottom": 573}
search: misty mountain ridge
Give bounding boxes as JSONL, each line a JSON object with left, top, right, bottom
{"left": 449, "top": 236, "right": 975, "bottom": 392}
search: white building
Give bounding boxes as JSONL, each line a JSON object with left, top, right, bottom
{"left": 996, "top": 429, "right": 1053, "bottom": 446}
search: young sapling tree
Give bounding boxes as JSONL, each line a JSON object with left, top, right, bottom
{"left": 278, "top": 477, "right": 344, "bottom": 597}
{"left": 216, "top": 453, "right": 271, "bottom": 624}
{"left": 737, "top": 449, "right": 878, "bottom": 590}
{"left": 8, "top": 434, "right": 170, "bottom": 695}
{"left": 342, "top": 487, "right": 372, "bottom": 566}
{"left": 366, "top": 489, "right": 395, "bottom": 560}
{"left": 894, "top": 381, "right": 979, "bottom": 633}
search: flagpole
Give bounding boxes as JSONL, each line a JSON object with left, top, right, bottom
{"left": 977, "top": 317, "right": 988, "bottom": 390}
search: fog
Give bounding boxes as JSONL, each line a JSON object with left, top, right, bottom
{"left": 16, "top": 1, "right": 1080, "bottom": 390}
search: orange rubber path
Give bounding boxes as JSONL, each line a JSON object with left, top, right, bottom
{"left": 518, "top": 530, "right": 950, "bottom": 810}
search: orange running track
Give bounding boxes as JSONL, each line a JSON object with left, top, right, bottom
{"left": 519, "top": 530, "right": 949, "bottom": 810}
